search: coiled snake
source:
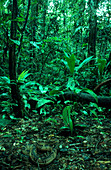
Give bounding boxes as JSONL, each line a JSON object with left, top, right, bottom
{"left": 21, "top": 140, "right": 58, "bottom": 166}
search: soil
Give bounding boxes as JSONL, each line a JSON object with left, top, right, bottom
{"left": 0, "top": 113, "right": 111, "bottom": 170}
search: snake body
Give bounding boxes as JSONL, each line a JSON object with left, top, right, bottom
{"left": 22, "top": 141, "right": 57, "bottom": 166}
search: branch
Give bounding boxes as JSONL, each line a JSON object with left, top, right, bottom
{"left": 55, "top": 91, "right": 111, "bottom": 108}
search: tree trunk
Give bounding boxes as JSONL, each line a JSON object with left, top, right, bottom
{"left": 9, "top": 0, "right": 23, "bottom": 117}
{"left": 88, "top": 0, "right": 98, "bottom": 58}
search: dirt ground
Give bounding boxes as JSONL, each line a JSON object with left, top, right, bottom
{"left": 0, "top": 114, "right": 111, "bottom": 170}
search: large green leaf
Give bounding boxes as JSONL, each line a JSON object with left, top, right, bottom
{"left": 62, "top": 106, "right": 74, "bottom": 135}
{"left": 10, "top": 39, "right": 20, "bottom": 45}
{"left": 81, "top": 88, "right": 98, "bottom": 103}
{"left": 18, "top": 70, "right": 30, "bottom": 81}
{"left": 62, "top": 106, "right": 71, "bottom": 125}
{"left": 64, "top": 51, "right": 75, "bottom": 75}
{"left": 67, "top": 77, "right": 75, "bottom": 91}
{"left": 37, "top": 98, "right": 53, "bottom": 108}
{"left": 97, "top": 58, "right": 106, "bottom": 75}
{"left": 75, "top": 56, "right": 94, "bottom": 71}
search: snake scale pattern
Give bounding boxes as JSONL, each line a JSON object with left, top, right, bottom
{"left": 21, "top": 141, "right": 58, "bottom": 166}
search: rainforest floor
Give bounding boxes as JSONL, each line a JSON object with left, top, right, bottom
{"left": 0, "top": 112, "right": 111, "bottom": 170}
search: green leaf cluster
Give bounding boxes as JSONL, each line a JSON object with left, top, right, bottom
{"left": 62, "top": 106, "right": 74, "bottom": 135}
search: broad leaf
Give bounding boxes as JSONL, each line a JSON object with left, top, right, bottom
{"left": 97, "top": 58, "right": 106, "bottom": 75}
{"left": 18, "top": 70, "right": 30, "bottom": 81}
{"left": 76, "top": 56, "right": 94, "bottom": 71}
{"left": 64, "top": 51, "right": 75, "bottom": 75}
{"left": 37, "top": 98, "right": 53, "bottom": 108}
{"left": 10, "top": 39, "right": 20, "bottom": 45}
{"left": 81, "top": 88, "right": 98, "bottom": 103}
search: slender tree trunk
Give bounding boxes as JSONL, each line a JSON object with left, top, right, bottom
{"left": 9, "top": 0, "right": 23, "bottom": 117}
{"left": 88, "top": 0, "right": 98, "bottom": 58}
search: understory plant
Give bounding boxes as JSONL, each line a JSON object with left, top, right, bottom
{"left": 18, "top": 70, "right": 53, "bottom": 116}
{"left": 97, "top": 58, "right": 106, "bottom": 79}
{"left": 59, "top": 52, "right": 100, "bottom": 135}
{"left": 0, "top": 76, "right": 11, "bottom": 116}
{"left": 0, "top": 70, "right": 51, "bottom": 118}
{"left": 62, "top": 105, "right": 74, "bottom": 135}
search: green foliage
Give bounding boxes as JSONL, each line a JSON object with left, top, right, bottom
{"left": 64, "top": 51, "right": 75, "bottom": 75}
{"left": 18, "top": 70, "right": 30, "bottom": 82}
{"left": 45, "top": 117, "right": 58, "bottom": 124}
{"left": 17, "top": 70, "right": 54, "bottom": 115}
{"left": 0, "top": 0, "right": 110, "bottom": 124}
{"left": 0, "top": 0, "right": 6, "bottom": 8}
{"left": 0, "top": 76, "right": 11, "bottom": 115}
{"left": 81, "top": 88, "right": 98, "bottom": 103}
{"left": 62, "top": 106, "right": 73, "bottom": 135}
{"left": 75, "top": 56, "right": 94, "bottom": 72}
{"left": 39, "top": 85, "right": 48, "bottom": 94}
{"left": 30, "top": 41, "right": 40, "bottom": 49}
{"left": 49, "top": 89, "right": 61, "bottom": 96}
{"left": 97, "top": 58, "right": 106, "bottom": 78}
{"left": 10, "top": 39, "right": 20, "bottom": 46}
{"left": 17, "top": 70, "right": 35, "bottom": 111}
{"left": 66, "top": 77, "right": 75, "bottom": 91}
{"left": 37, "top": 98, "right": 53, "bottom": 109}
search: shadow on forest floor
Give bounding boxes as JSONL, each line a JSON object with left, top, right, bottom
{"left": 0, "top": 113, "right": 111, "bottom": 170}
